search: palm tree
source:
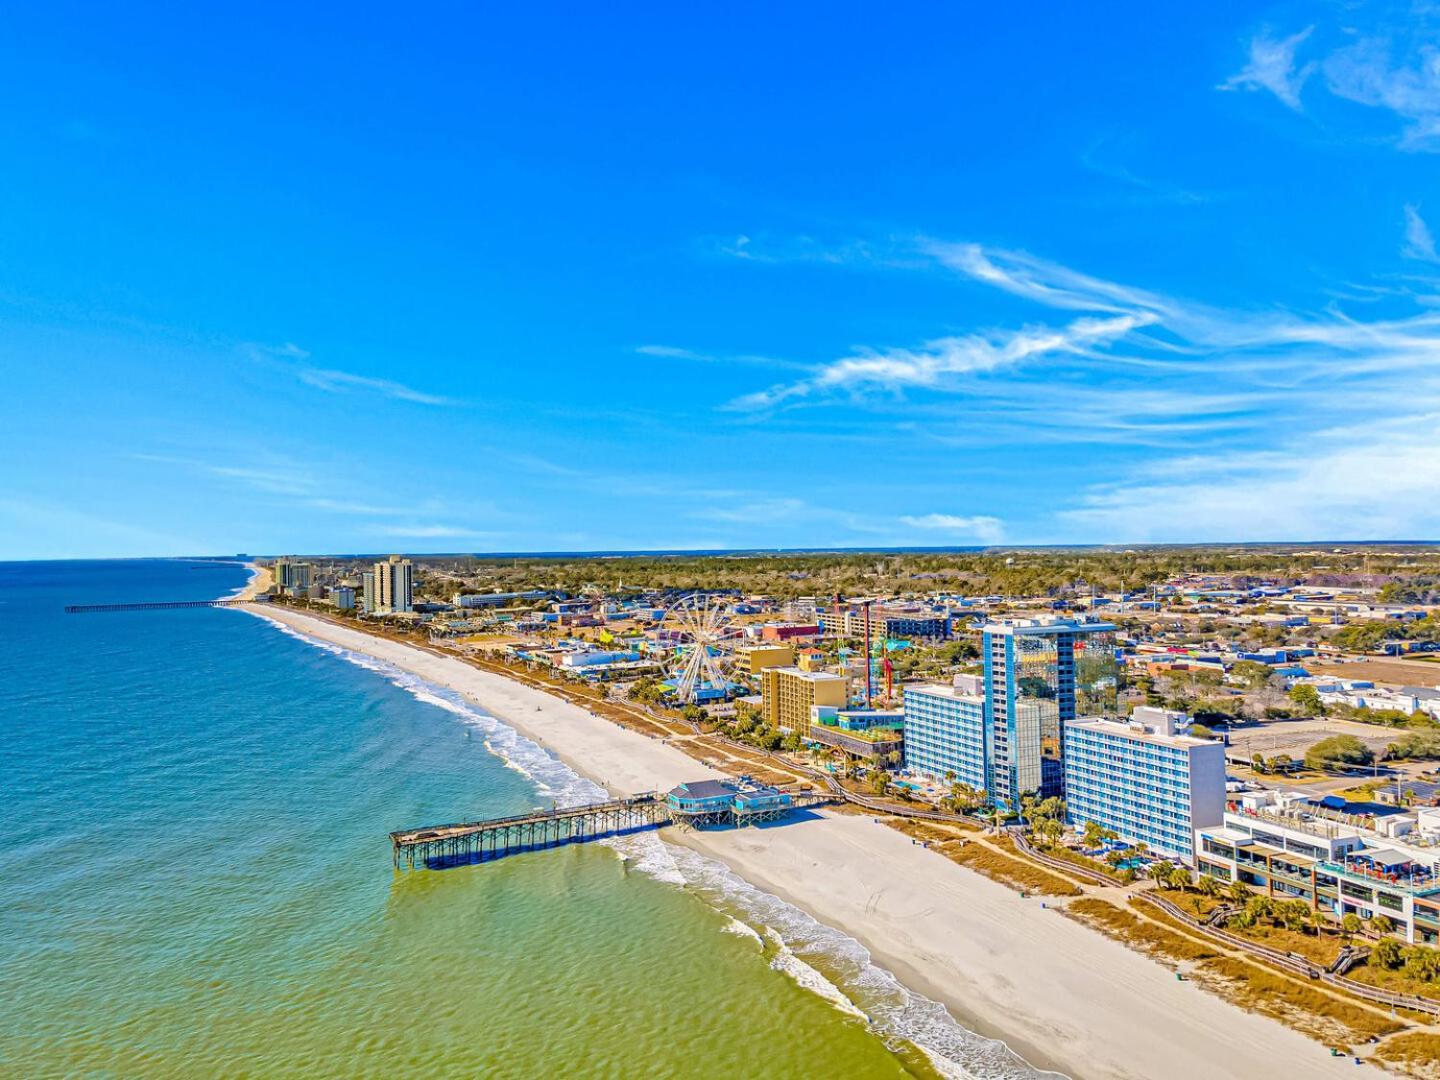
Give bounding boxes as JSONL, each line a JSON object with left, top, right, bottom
{"left": 1340, "top": 912, "right": 1362, "bottom": 942}
{"left": 1225, "top": 879, "right": 1251, "bottom": 905}
{"left": 1196, "top": 874, "right": 1221, "bottom": 900}
{"left": 1167, "top": 864, "right": 1194, "bottom": 892}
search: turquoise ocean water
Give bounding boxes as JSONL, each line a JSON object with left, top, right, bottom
{"left": 0, "top": 559, "right": 1046, "bottom": 1078}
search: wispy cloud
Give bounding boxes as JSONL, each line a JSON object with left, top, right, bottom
{"left": 717, "top": 228, "right": 1440, "bottom": 540}
{"left": 1079, "top": 137, "right": 1217, "bottom": 206}
{"left": 362, "top": 522, "right": 498, "bottom": 539}
{"left": 132, "top": 452, "right": 318, "bottom": 494}
{"left": 726, "top": 312, "right": 1151, "bottom": 411}
{"left": 1403, "top": 204, "right": 1438, "bottom": 261}
{"left": 899, "top": 513, "right": 1005, "bottom": 544}
{"left": 636, "top": 344, "right": 704, "bottom": 359}
{"left": 243, "top": 342, "right": 459, "bottom": 406}
{"left": 634, "top": 344, "right": 808, "bottom": 371}
{"left": 1060, "top": 417, "right": 1440, "bottom": 543}
{"left": 1219, "top": 26, "right": 1315, "bottom": 110}
{"left": 295, "top": 367, "right": 456, "bottom": 406}
{"left": 1222, "top": 15, "right": 1440, "bottom": 152}
{"left": 1323, "top": 33, "right": 1440, "bottom": 150}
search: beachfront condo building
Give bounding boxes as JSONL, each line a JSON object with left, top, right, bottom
{"left": 737, "top": 643, "right": 795, "bottom": 677}
{"left": 272, "top": 558, "right": 313, "bottom": 594}
{"left": 373, "top": 555, "right": 414, "bottom": 614}
{"left": 1195, "top": 793, "right": 1440, "bottom": 943}
{"left": 762, "top": 666, "right": 847, "bottom": 739}
{"left": 901, "top": 682, "right": 987, "bottom": 791}
{"left": 981, "top": 618, "right": 1117, "bottom": 806}
{"left": 1062, "top": 708, "right": 1225, "bottom": 863}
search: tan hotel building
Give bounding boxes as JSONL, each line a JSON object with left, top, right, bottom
{"left": 761, "top": 666, "right": 848, "bottom": 738}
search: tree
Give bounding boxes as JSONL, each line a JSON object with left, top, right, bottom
{"left": 1340, "top": 913, "right": 1362, "bottom": 942}
{"left": 1034, "top": 816, "right": 1064, "bottom": 844}
{"left": 1196, "top": 874, "right": 1221, "bottom": 900}
{"left": 869, "top": 772, "right": 891, "bottom": 797}
{"left": 1278, "top": 900, "right": 1311, "bottom": 933}
{"left": 1371, "top": 937, "right": 1404, "bottom": 970}
{"left": 1287, "top": 683, "right": 1325, "bottom": 717}
{"left": 1403, "top": 946, "right": 1440, "bottom": 982}
{"left": 1304, "top": 734, "right": 1374, "bottom": 772}
{"left": 1225, "top": 879, "right": 1251, "bottom": 905}
{"left": 1082, "top": 820, "right": 1117, "bottom": 849}
{"left": 1370, "top": 914, "right": 1394, "bottom": 936}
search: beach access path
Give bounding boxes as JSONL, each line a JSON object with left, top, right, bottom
{"left": 243, "top": 601, "right": 1365, "bottom": 1080}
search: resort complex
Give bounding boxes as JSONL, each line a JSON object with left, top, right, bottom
{"left": 246, "top": 545, "right": 1440, "bottom": 1072}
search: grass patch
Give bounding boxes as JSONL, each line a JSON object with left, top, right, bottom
{"left": 1066, "top": 898, "right": 1218, "bottom": 963}
{"left": 1200, "top": 956, "right": 1403, "bottom": 1046}
{"left": 1346, "top": 961, "right": 1440, "bottom": 1004}
{"left": 949, "top": 843, "right": 1081, "bottom": 896}
{"left": 1375, "top": 1032, "right": 1440, "bottom": 1078}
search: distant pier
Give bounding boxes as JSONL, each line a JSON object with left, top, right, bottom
{"left": 63, "top": 599, "right": 263, "bottom": 614}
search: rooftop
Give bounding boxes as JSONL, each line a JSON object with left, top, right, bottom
{"left": 767, "top": 666, "right": 846, "bottom": 683}
{"left": 903, "top": 682, "right": 983, "bottom": 704}
{"left": 1065, "top": 715, "right": 1215, "bottom": 750}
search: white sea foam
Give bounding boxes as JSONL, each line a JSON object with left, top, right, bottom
{"left": 764, "top": 928, "right": 869, "bottom": 1020}
{"left": 721, "top": 916, "right": 764, "bottom": 947}
{"left": 244, "top": 610, "right": 602, "bottom": 808}
{"left": 246, "top": 609, "right": 1058, "bottom": 1080}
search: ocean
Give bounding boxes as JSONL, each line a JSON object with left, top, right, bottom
{"left": 0, "top": 559, "right": 1044, "bottom": 1078}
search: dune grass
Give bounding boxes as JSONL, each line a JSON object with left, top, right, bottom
{"left": 1375, "top": 1032, "right": 1440, "bottom": 1078}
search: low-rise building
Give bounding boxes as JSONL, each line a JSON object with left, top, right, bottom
{"left": 761, "top": 623, "right": 822, "bottom": 642}
{"left": 1063, "top": 708, "right": 1226, "bottom": 863}
{"left": 1195, "top": 795, "right": 1440, "bottom": 943}
{"left": 809, "top": 705, "right": 903, "bottom": 763}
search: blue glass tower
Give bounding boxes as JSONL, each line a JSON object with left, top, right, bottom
{"left": 980, "top": 619, "right": 1117, "bottom": 806}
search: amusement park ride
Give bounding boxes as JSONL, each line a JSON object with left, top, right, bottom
{"left": 665, "top": 593, "right": 741, "bottom": 705}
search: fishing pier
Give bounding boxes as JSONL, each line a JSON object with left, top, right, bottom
{"left": 390, "top": 780, "right": 833, "bottom": 870}
{"left": 64, "top": 599, "right": 262, "bottom": 614}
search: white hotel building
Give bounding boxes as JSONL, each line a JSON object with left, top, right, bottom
{"left": 1063, "top": 707, "right": 1226, "bottom": 864}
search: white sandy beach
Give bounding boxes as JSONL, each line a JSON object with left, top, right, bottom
{"left": 244, "top": 602, "right": 1366, "bottom": 1080}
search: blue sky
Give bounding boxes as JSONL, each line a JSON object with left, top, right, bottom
{"left": 5, "top": 2, "right": 1440, "bottom": 558}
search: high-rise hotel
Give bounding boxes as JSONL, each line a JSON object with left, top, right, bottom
{"left": 902, "top": 618, "right": 1117, "bottom": 807}
{"left": 981, "top": 618, "right": 1117, "bottom": 806}
{"left": 372, "top": 555, "right": 414, "bottom": 614}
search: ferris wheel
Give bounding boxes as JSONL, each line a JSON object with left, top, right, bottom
{"left": 666, "top": 593, "right": 738, "bottom": 704}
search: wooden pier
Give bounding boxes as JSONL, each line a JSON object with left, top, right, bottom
{"left": 390, "top": 793, "right": 669, "bottom": 870}
{"left": 390, "top": 789, "right": 836, "bottom": 870}
{"left": 64, "top": 599, "right": 262, "bottom": 614}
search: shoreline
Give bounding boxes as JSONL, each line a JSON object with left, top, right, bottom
{"left": 241, "top": 601, "right": 1366, "bottom": 1080}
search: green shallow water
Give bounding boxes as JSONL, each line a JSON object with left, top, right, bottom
{"left": 1, "top": 561, "right": 1038, "bottom": 1078}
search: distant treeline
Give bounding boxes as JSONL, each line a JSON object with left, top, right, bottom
{"left": 378, "top": 546, "right": 1440, "bottom": 601}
